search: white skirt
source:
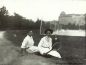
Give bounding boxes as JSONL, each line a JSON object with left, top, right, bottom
{"left": 48, "top": 50, "right": 61, "bottom": 58}
{"left": 26, "top": 46, "right": 61, "bottom": 58}
{"left": 39, "top": 48, "right": 50, "bottom": 55}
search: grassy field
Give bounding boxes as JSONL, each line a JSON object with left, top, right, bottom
{"left": 0, "top": 30, "right": 85, "bottom": 65}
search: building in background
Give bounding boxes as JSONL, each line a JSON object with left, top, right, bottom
{"left": 58, "top": 11, "right": 85, "bottom": 30}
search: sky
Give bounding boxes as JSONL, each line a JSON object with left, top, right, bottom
{"left": 0, "top": 0, "right": 86, "bottom": 21}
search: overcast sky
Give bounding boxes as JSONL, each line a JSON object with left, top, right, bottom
{"left": 0, "top": 0, "right": 86, "bottom": 21}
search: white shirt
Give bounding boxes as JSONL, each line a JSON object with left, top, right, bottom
{"left": 38, "top": 36, "right": 52, "bottom": 50}
{"left": 21, "top": 35, "right": 34, "bottom": 48}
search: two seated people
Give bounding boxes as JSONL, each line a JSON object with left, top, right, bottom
{"left": 20, "top": 29, "right": 61, "bottom": 58}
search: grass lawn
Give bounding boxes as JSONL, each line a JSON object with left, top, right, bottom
{"left": 0, "top": 30, "right": 85, "bottom": 65}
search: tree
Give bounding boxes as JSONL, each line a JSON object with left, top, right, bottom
{"left": 0, "top": 6, "right": 9, "bottom": 29}
{"left": 0, "top": 6, "right": 8, "bottom": 16}
{"left": 35, "top": 19, "right": 41, "bottom": 29}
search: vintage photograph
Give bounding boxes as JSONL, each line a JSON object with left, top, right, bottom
{"left": 0, "top": 0, "right": 86, "bottom": 65}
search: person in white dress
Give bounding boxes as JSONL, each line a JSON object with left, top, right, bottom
{"left": 38, "top": 29, "right": 52, "bottom": 55}
{"left": 21, "top": 30, "right": 34, "bottom": 55}
{"left": 38, "top": 29, "right": 61, "bottom": 58}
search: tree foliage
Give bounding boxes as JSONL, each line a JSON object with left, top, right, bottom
{"left": 0, "top": 6, "right": 85, "bottom": 30}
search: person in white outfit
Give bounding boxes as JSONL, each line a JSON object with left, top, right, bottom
{"left": 38, "top": 29, "right": 53, "bottom": 55}
{"left": 21, "top": 30, "right": 34, "bottom": 55}
{"left": 38, "top": 29, "right": 61, "bottom": 58}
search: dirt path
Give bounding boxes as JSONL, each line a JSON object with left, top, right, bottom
{"left": 0, "top": 31, "right": 18, "bottom": 65}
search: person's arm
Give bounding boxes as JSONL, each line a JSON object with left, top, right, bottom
{"left": 49, "top": 38, "right": 52, "bottom": 50}
{"left": 38, "top": 38, "right": 44, "bottom": 48}
{"left": 21, "top": 36, "right": 28, "bottom": 48}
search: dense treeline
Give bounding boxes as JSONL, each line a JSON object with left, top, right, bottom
{"left": 0, "top": 6, "right": 41, "bottom": 30}
{"left": 0, "top": 6, "right": 85, "bottom": 30}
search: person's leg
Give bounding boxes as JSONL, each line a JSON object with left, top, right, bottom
{"left": 27, "top": 46, "right": 39, "bottom": 53}
{"left": 38, "top": 48, "right": 52, "bottom": 58}
{"left": 20, "top": 48, "right": 27, "bottom": 56}
{"left": 39, "top": 48, "right": 50, "bottom": 55}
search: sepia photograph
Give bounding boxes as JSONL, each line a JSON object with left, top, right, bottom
{"left": 0, "top": 0, "right": 86, "bottom": 65}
